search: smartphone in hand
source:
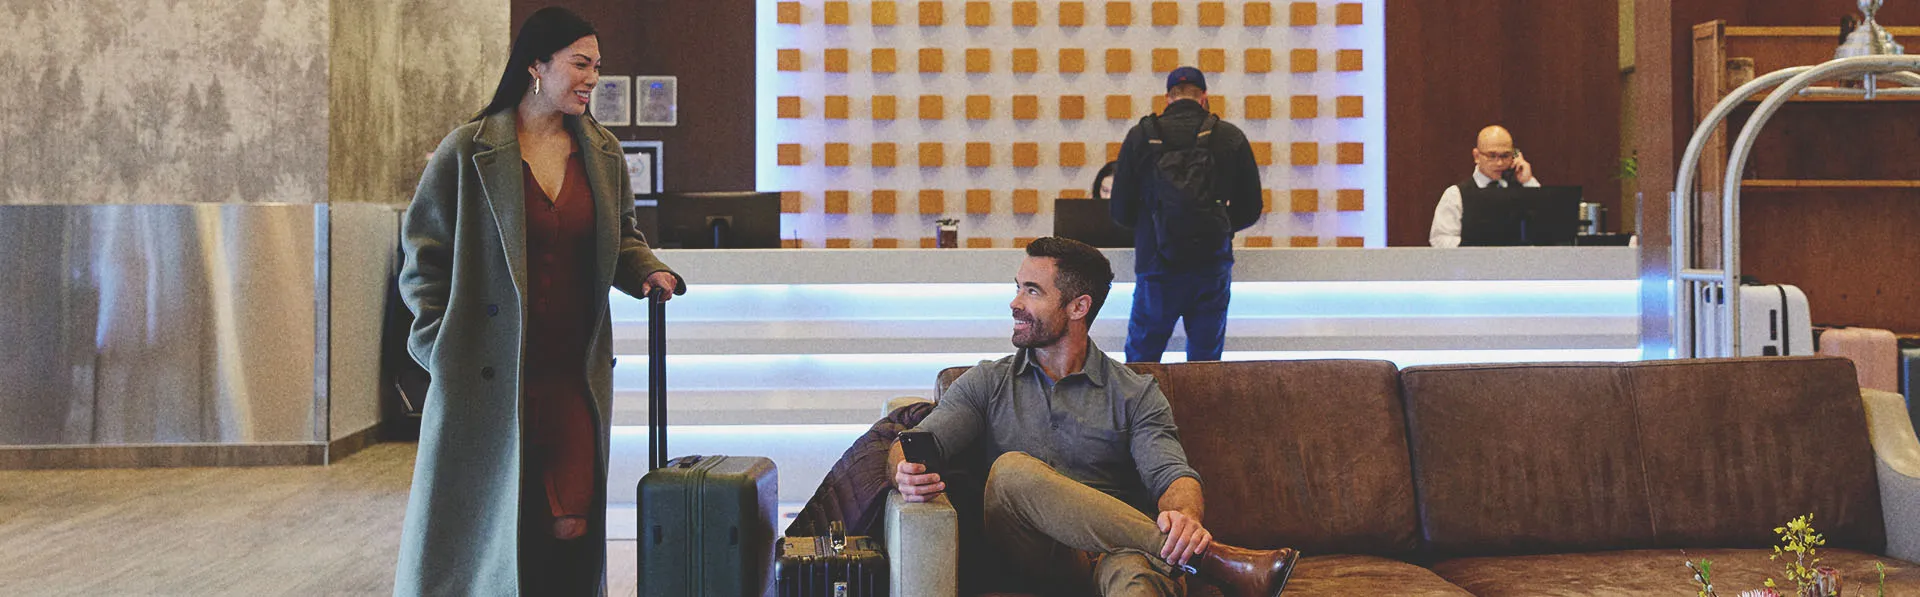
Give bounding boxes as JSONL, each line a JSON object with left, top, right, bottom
{"left": 899, "top": 431, "right": 941, "bottom": 472}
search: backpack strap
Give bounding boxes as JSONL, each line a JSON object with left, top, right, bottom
{"left": 1195, "top": 114, "right": 1219, "bottom": 143}
{"left": 1144, "top": 114, "right": 1166, "bottom": 146}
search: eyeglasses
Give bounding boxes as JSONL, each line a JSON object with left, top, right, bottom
{"left": 1479, "top": 150, "right": 1517, "bottom": 161}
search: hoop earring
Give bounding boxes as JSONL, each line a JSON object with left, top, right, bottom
{"left": 532, "top": 78, "right": 541, "bottom": 96}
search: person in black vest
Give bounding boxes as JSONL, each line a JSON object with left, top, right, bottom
{"left": 1428, "top": 125, "right": 1541, "bottom": 247}
{"left": 1109, "top": 67, "right": 1264, "bottom": 364}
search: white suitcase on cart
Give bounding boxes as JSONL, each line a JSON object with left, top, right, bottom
{"left": 1697, "top": 283, "right": 1813, "bottom": 357}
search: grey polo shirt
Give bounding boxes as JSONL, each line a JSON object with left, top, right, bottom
{"left": 912, "top": 342, "right": 1201, "bottom": 516}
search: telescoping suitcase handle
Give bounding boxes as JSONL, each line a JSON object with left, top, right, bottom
{"left": 648, "top": 288, "right": 669, "bottom": 471}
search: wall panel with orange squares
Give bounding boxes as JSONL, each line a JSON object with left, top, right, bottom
{"left": 763, "top": 0, "right": 1384, "bottom": 247}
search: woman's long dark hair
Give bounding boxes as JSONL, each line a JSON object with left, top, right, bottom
{"left": 473, "top": 7, "right": 598, "bottom": 122}
{"left": 1091, "top": 161, "right": 1119, "bottom": 200}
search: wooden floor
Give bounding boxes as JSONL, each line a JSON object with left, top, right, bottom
{"left": 0, "top": 442, "right": 640, "bottom": 596}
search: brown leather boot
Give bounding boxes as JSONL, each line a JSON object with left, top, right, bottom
{"left": 1192, "top": 543, "right": 1299, "bottom": 597}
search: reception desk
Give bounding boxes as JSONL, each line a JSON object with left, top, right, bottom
{"left": 604, "top": 247, "right": 1639, "bottom": 503}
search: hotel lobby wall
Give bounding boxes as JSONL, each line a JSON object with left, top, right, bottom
{"left": 1383, "top": 0, "right": 1623, "bottom": 247}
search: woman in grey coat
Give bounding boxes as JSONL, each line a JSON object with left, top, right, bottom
{"left": 393, "top": 8, "right": 681, "bottom": 595}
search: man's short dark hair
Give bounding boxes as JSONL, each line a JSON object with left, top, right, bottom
{"left": 1025, "top": 237, "right": 1115, "bottom": 323}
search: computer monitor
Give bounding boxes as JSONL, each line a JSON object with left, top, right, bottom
{"left": 1052, "top": 198, "right": 1135, "bottom": 248}
{"left": 1460, "top": 186, "right": 1582, "bottom": 247}
{"left": 651, "top": 192, "right": 782, "bottom": 249}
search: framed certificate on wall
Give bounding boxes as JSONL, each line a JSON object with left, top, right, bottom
{"left": 634, "top": 76, "right": 678, "bottom": 127}
{"left": 620, "top": 140, "right": 664, "bottom": 195}
{"left": 592, "top": 76, "right": 632, "bottom": 126}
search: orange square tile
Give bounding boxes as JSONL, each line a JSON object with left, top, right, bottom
{"left": 825, "top": 191, "right": 851, "bottom": 214}
{"left": 873, "top": 1, "right": 899, "bottom": 25}
{"left": 1250, "top": 142, "right": 1273, "bottom": 166}
{"left": 1245, "top": 48, "right": 1273, "bottom": 73}
{"left": 781, "top": 191, "right": 804, "bottom": 213}
{"left": 919, "top": 48, "right": 944, "bottom": 73}
{"left": 873, "top": 238, "right": 902, "bottom": 249}
{"left": 1013, "top": 189, "right": 1041, "bottom": 213}
{"left": 1059, "top": 142, "right": 1088, "bottom": 167}
{"left": 777, "top": 2, "right": 803, "bottom": 24}
{"left": 1059, "top": 48, "right": 1087, "bottom": 73}
{"left": 1105, "top": 49, "right": 1133, "bottom": 73}
{"left": 919, "top": 95, "right": 944, "bottom": 119}
{"left": 1059, "top": 95, "right": 1087, "bottom": 120}
{"left": 824, "top": 48, "right": 849, "bottom": 72}
{"left": 1336, "top": 142, "right": 1364, "bottom": 164}
{"left": 1198, "top": 48, "right": 1226, "bottom": 72}
{"left": 1243, "top": 95, "right": 1273, "bottom": 119}
{"left": 966, "top": 48, "right": 992, "bottom": 73}
{"left": 1060, "top": 1, "right": 1086, "bottom": 26}
{"left": 871, "top": 48, "right": 897, "bottom": 73}
{"left": 1244, "top": 236, "right": 1275, "bottom": 247}
{"left": 964, "top": 237, "right": 992, "bottom": 248}
{"left": 1012, "top": 48, "right": 1040, "bottom": 73}
{"left": 783, "top": 238, "right": 804, "bottom": 248}
{"left": 1106, "top": 142, "right": 1123, "bottom": 162}
{"left": 919, "top": 1, "right": 945, "bottom": 25}
{"left": 920, "top": 237, "right": 937, "bottom": 248}
{"left": 1013, "top": 95, "right": 1040, "bottom": 120}
{"left": 1014, "top": 237, "right": 1038, "bottom": 248}
{"left": 1151, "top": 2, "right": 1179, "bottom": 25}
{"left": 1290, "top": 236, "right": 1319, "bottom": 247}
{"left": 1336, "top": 49, "right": 1363, "bottom": 72}
{"left": 1290, "top": 49, "right": 1318, "bottom": 72}
{"left": 1106, "top": 1, "right": 1132, "bottom": 26}
{"left": 872, "top": 190, "right": 899, "bottom": 214}
{"left": 1060, "top": 189, "right": 1091, "bottom": 199}
{"left": 1336, "top": 95, "right": 1364, "bottom": 118}
{"left": 1152, "top": 95, "right": 1169, "bottom": 114}
{"left": 824, "top": 142, "right": 851, "bottom": 167}
{"left": 872, "top": 95, "right": 898, "bottom": 120}
{"left": 1290, "top": 95, "right": 1318, "bottom": 119}
{"left": 966, "top": 142, "right": 992, "bottom": 167}
{"left": 777, "top": 96, "right": 802, "bottom": 119}
{"left": 966, "top": 1, "right": 992, "bottom": 26}
{"left": 1152, "top": 48, "right": 1179, "bottom": 72}
{"left": 1013, "top": 1, "right": 1040, "bottom": 25}
{"left": 1290, "top": 142, "right": 1319, "bottom": 166}
{"left": 826, "top": 238, "right": 853, "bottom": 248}
{"left": 1012, "top": 143, "right": 1040, "bottom": 167}
{"left": 919, "top": 190, "right": 946, "bottom": 214}
{"left": 1289, "top": 1, "right": 1316, "bottom": 26}
{"left": 1197, "top": 1, "right": 1227, "bottom": 26}
{"left": 1336, "top": 189, "right": 1364, "bottom": 211}
{"left": 1207, "top": 96, "right": 1228, "bottom": 118}
{"left": 1335, "top": 236, "right": 1364, "bottom": 247}
{"left": 1261, "top": 189, "right": 1274, "bottom": 212}
{"left": 777, "top": 49, "right": 803, "bottom": 71}
{"left": 919, "top": 142, "right": 945, "bottom": 166}
{"left": 1105, "top": 95, "right": 1133, "bottom": 119}
{"left": 966, "top": 189, "right": 992, "bottom": 213}
{"left": 778, "top": 143, "right": 804, "bottom": 166}
{"left": 1335, "top": 2, "right": 1363, "bottom": 25}
{"left": 825, "top": 1, "right": 851, "bottom": 24}
{"left": 871, "top": 143, "right": 898, "bottom": 167}
{"left": 1244, "top": 1, "right": 1273, "bottom": 26}
{"left": 824, "top": 95, "right": 850, "bottom": 119}
{"left": 1290, "top": 189, "right": 1319, "bottom": 212}
{"left": 966, "top": 95, "right": 992, "bottom": 120}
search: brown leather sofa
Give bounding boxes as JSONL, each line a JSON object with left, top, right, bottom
{"left": 886, "top": 356, "right": 1920, "bottom": 596}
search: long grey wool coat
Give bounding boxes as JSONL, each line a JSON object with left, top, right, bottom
{"left": 393, "top": 109, "right": 681, "bottom": 596}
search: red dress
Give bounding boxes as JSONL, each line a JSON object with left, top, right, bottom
{"left": 521, "top": 151, "right": 598, "bottom": 523}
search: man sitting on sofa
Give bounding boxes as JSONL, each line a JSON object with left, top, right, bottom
{"left": 890, "top": 237, "right": 1298, "bottom": 597}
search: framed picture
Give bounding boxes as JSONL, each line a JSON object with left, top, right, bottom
{"left": 591, "top": 76, "right": 632, "bottom": 126}
{"left": 620, "top": 140, "right": 664, "bottom": 195}
{"left": 634, "top": 76, "right": 678, "bottom": 127}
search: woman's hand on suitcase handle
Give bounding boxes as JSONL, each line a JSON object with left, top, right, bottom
{"left": 894, "top": 460, "right": 945, "bottom": 502}
{"left": 643, "top": 271, "right": 679, "bottom": 301}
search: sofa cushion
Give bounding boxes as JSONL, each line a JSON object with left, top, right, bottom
{"left": 1628, "top": 357, "right": 1886, "bottom": 552}
{"left": 1430, "top": 547, "right": 1920, "bottom": 596}
{"left": 1278, "top": 554, "right": 1473, "bottom": 596}
{"left": 1401, "top": 362, "right": 1655, "bottom": 558}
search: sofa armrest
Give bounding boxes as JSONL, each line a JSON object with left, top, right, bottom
{"left": 885, "top": 490, "right": 958, "bottom": 597}
{"left": 1862, "top": 389, "right": 1920, "bottom": 563}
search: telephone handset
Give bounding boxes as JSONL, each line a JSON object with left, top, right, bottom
{"left": 1501, "top": 149, "right": 1525, "bottom": 185}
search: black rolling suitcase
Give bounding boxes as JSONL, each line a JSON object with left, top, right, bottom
{"left": 635, "top": 290, "right": 780, "bottom": 596}
{"left": 775, "top": 521, "right": 888, "bottom": 596}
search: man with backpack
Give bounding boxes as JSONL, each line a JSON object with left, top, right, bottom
{"left": 1110, "top": 67, "right": 1265, "bottom": 363}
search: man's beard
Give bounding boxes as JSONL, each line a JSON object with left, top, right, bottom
{"left": 1011, "top": 307, "right": 1066, "bottom": 348}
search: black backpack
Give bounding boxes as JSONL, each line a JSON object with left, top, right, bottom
{"left": 1142, "top": 113, "right": 1232, "bottom": 265}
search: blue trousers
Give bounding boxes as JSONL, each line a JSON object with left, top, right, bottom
{"left": 1124, "top": 270, "right": 1232, "bottom": 363}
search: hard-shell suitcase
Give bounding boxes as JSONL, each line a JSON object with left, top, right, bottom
{"left": 1695, "top": 283, "right": 1812, "bottom": 357}
{"left": 1817, "top": 326, "right": 1900, "bottom": 393}
{"left": 775, "top": 521, "right": 888, "bottom": 597}
{"left": 635, "top": 291, "right": 779, "bottom": 596}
